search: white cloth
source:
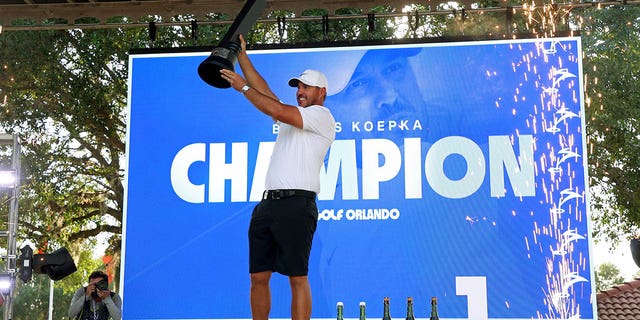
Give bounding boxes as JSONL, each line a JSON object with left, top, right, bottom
{"left": 265, "top": 105, "right": 335, "bottom": 194}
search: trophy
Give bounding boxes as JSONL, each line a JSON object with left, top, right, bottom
{"left": 198, "top": 0, "right": 267, "bottom": 88}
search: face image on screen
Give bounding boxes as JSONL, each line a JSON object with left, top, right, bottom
{"left": 123, "top": 38, "right": 595, "bottom": 320}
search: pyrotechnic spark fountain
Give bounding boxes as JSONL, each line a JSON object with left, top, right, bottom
{"left": 503, "top": 39, "right": 590, "bottom": 319}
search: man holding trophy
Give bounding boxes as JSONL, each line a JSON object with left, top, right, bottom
{"left": 220, "top": 34, "right": 335, "bottom": 320}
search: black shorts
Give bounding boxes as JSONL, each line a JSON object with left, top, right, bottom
{"left": 248, "top": 195, "right": 318, "bottom": 276}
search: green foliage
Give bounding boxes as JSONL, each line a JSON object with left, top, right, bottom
{"left": 0, "top": 26, "right": 157, "bottom": 299}
{"left": 579, "top": 6, "right": 640, "bottom": 244}
{"left": 0, "top": 16, "right": 230, "bottom": 317}
{"left": 594, "top": 262, "right": 626, "bottom": 291}
{"left": 0, "top": 27, "right": 133, "bottom": 253}
{"left": 9, "top": 275, "right": 71, "bottom": 320}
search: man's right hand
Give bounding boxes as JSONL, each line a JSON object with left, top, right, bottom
{"left": 85, "top": 283, "right": 96, "bottom": 298}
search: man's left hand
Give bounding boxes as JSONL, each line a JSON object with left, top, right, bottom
{"left": 220, "top": 69, "right": 247, "bottom": 93}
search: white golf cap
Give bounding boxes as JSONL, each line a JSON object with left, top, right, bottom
{"left": 288, "top": 69, "right": 329, "bottom": 91}
{"left": 320, "top": 46, "right": 422, "bottom": 96}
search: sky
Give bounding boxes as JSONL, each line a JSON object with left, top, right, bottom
{"left": 593, "top": 239, "right": 639, "bottom": 282}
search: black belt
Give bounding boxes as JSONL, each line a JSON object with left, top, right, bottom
{"left": 262, "top": 189, "right": 316, "bottom": 200}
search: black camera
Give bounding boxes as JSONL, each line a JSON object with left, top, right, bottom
{"left": 96, "top": 279, "right": 108, "bottom": 291}
{"left": 89, "top": 279, "right": 109, "bottom": 298}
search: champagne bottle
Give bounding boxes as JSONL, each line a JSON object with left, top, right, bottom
{"left": 359, "top": 301, "right": 367, "bottom": 320}
{"left": 382, "top": 297, "right": 392, "bottom": 320}
{"left": 405, "top": 297, "right": 415, "bottom": 320}
{"left": 429, "top": 297, "right": 440, "bottom": 320}
{"left": 337, "top": 302, "right": 344, "bottom": 320}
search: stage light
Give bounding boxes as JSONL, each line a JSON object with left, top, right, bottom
{"left": 0, "top": 170, "right": 16, "bottom": 188}
{"left": 197, "top": 0, "right": 266, "bottom": 88}
{"left": 191, "top": 20, "right": 198, "bottom": 42}
{"left": 19, "top": 246, "right": 77, "bottom": 282}
{"left": 322, "top": 15, "right": 329, "bottom": 39}
{"left": 149, "top": 21, "right": 157, "bottom": 42}
{"left": 0, "top": 273, "right": 13, "bottom": 295}
{"left": 33, "top": 247, "right": 77, "bottom": 281}
{"left": 277, "top": 16, "right": 286, "bottom": 39}
{"left": 18, "top": 245, "right": 33, "bottom": 282}
{"left": 368, "top": 13, "right": 375, "bottom": 34}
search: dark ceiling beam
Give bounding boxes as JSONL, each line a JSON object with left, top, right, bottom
{"left": 0, "top": 0, "right": 633, "bottom": 31}
{"left": 0, "top": 0, "right": 438, "bottom": 26}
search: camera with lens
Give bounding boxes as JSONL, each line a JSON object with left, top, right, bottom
{"left": 90, "top": 279, "right": 109, "bottom": 298}
{"left": 96, "top": 279, "right": 108, "bottom": 291}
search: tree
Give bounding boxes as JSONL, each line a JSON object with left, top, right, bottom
{"left": 8, "top": 275, "right": 69, "bottom": 320}
{"left": 0, "top": 25, "right": 135, "bottom": 284}
{"left": 0, "top": 11, "right": 230, "bottom": 271}
{"left": 0, "top": 14, "right": 240, "bottom": 303}
{"left": 594, "top": 262, "right": 625, "bottom": 292}
{"left": 578, "top": 6, "right": 640, "bottom": 244}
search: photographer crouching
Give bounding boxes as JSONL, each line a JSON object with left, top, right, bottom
{"left": 69, "top": 270, "right": 122, "bottom": 320}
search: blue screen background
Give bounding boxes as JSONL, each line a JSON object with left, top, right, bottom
{"left": 124, "top": 39, "right": 595, "bottom": 320}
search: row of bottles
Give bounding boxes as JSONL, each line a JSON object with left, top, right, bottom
{"left": 337, "top": 297, "right": 439, "bottom": 320}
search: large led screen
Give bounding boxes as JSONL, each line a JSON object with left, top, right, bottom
{"left": 123, "top": 37, "right": 596, "bottom": 320}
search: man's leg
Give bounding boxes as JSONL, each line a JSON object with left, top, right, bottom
{"left": 250, "top": 271, "right": 272, "bottom": 320}
{"left": 289, "top": 275, "right": 312, "bottom": 320}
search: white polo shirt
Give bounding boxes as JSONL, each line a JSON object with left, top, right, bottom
{"left": 264, "top": 105, "right": 336, "bottom": 194}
